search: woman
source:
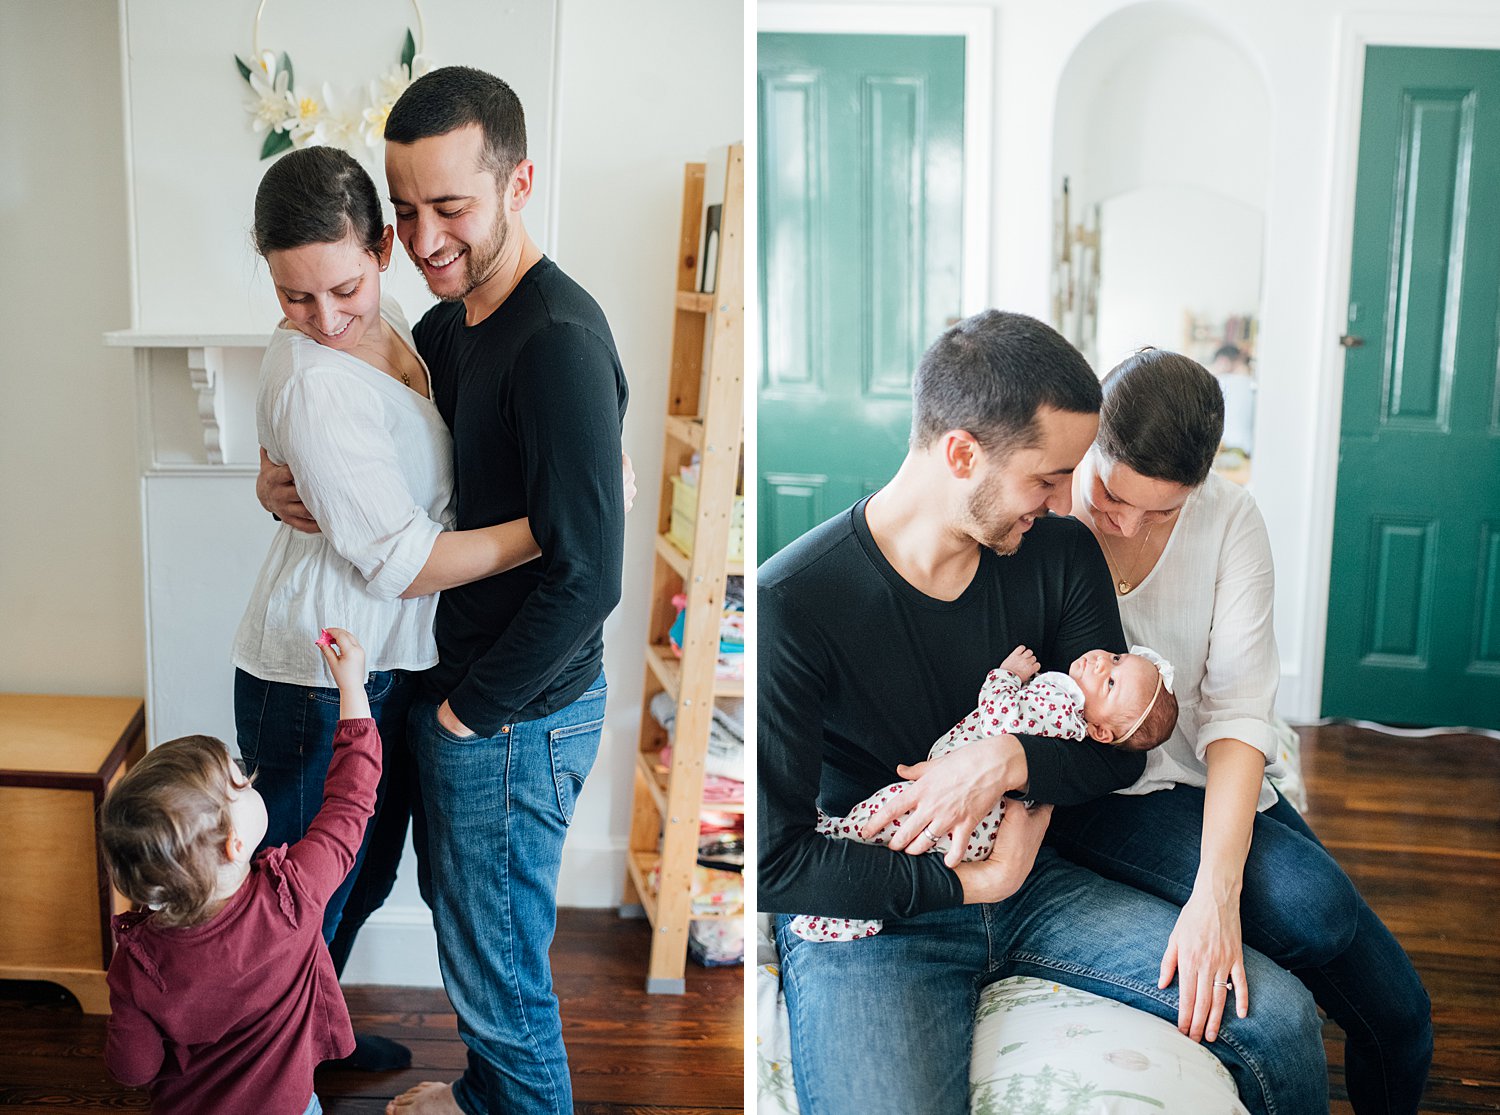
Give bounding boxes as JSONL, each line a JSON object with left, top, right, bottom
{"left": 1044, "top": 349, "right": 1433, "bottom": 1115}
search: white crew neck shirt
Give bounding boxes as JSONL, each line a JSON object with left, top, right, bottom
{"left": 1110, "top": 471, "right": 1288, "bottom": 810}
{"left": 232, "top": 296, "right": 454, "bottom": 688}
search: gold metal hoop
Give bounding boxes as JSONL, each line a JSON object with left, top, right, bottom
{"left": 253, "top": 0, "right": 426, "bottom": 59}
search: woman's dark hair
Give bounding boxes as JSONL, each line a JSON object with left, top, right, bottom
{"left": 252, "top": 146, "right": 385, "bottom": 258}
{"left": 385, "top": 65, "right": 527, "bottom": 181}
{"left": 911, "top": 310, "right": 1102, "bottom": 458}
{"left": 1096, "top": 348, "right": 1225, "bottom": 487}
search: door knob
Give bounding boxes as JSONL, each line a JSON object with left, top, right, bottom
{"left": 1339, "top": 334, "right": 1365, "bottom": 348}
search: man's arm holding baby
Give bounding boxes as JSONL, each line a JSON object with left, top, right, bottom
{"left": 867, "top": 524, "right": 1144, "bottom": 863}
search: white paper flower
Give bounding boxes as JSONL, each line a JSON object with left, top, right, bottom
{"left": 288, "top": 88, "right": 328, "bottom": 146}
{"left": 246, "top": 63, "right": 295, "bottom": 134}
{"left": 362, "top": 98, "right": 395, "bottom": 149}
{"left": 314, "top": 86, "right": 366, "bottom": 154}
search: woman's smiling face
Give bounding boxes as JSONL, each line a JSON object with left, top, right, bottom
{"left": 266, "top": 228, "right": 392, "bottom": 351}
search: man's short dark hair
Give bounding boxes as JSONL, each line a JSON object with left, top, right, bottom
{"left": 911, "top": 310, "right": 1102, "bottom": 457}
{"left": 385, "top": 65, "right": 527, "bottom": 180}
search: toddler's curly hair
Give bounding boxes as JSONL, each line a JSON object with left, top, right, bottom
{"left": 99, "top": 735, "right": 245, "bottom": 928}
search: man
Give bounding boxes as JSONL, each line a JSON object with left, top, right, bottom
{"left": 758, "top": 311, "right": 1325, "bottom": 1115}
{"left": 263, "top": 67, "right": 627, "bottom": 1115}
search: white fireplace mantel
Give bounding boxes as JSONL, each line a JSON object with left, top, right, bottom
{"left": 106, "top": 330, "right": 270, "bottom": 466}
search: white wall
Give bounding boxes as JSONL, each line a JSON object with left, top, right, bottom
{"left": 768, "top": 0, "right": 1500, "bottom": 719}
{"left": 0, "top": 1, "right": 144, "bottom": 697}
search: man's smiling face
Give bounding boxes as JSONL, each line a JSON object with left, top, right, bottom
{"left": 385, "top": 123, "right": 519, "bottom": 302}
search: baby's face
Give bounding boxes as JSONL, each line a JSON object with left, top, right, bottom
{"left": 1068, "top": 650, "right": 1159, "bottom": 743}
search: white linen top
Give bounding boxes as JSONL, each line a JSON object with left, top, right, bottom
{"left": 1111, "top": 471, "right": 1289, "bottom": 810}
{"left": 231, "top": 296, "right": 454, "bottom": 688}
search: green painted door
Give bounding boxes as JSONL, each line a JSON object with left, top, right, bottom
{"left": 1323, "top": 46, "right": 1500, "bottom": 728}
{"left": 757, "top": 33, "right": 965, "bottom": 562}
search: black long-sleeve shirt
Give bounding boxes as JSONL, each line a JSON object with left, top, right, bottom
{"left": 414, "top": 257, "right": 628, "bottom": 735}
{"left": 758, "top": 497, "right": 1144, "bottom": 920}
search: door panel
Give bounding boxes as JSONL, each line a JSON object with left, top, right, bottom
{"left": 1323, "top": 46, "right": 1500, "bottom": 728}
{"left": 757, "top": 32, "right": 965, "bottom": 561}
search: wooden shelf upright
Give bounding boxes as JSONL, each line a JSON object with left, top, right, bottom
{"left": 621, "top": 146, "right": 745, "bottom": 993}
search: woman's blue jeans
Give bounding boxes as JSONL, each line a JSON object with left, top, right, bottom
{"left": 1048, "top": 787, "right": 1433, "bottom": 1115}
{"left": 411, "top": 673, "right": 606, "bottom": 1115}
{"left": 233, "top": 667, "right": 419, "bottom": 946}
{"left": 776, "top": 847, "right": 1327, "bottom": 1115}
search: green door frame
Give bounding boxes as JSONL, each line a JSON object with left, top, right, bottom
{"left": 1298, "top": 13, "right": 1500, "bottom": 722}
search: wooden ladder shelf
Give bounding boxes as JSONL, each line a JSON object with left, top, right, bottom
{"left": 621, "top": 146, "right": 745, "bottom": 993}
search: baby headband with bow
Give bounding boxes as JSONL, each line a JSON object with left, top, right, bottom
{"left": 1116, "top": 645, "right": 1175, "bottom": 744}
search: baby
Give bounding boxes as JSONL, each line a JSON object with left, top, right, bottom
{"left": 791, "top": 644, "right": 1178, "bottom": 943}
{"left": 100, "top": 628, "right": 376, "bottom": 1115}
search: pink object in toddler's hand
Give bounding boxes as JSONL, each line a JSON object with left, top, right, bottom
{"left": 316, "top": 629, "right": 336, "bottom": 648}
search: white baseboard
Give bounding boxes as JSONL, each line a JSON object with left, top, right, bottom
{"left": 339, "top": 840, "right": 629, "bottom": 987}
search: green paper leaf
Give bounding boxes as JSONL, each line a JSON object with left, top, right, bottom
{"left": 401, "top": 29, "right": 415, "bottom": 74}
{"left": 234, "top": 55, "right": 252, "bottom": 83}
{"left": 261, "top": 128, "right": 294, "bottom": 160}
{"left": 281, "top": 51, "right": 294, "bottom": 91}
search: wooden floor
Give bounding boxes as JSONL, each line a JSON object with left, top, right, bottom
{"left": 1298, "top": 724, "right": 1500, "bottom": 1114}
{"left": 0, "top": 909, "right": 743, "bottom": 1114}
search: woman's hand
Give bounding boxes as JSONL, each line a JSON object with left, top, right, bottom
{"left": 860, "top": 734, "right": 1027, "bottom": 868}
{"left": 1158, "top": 883, "right": 1249, "bottom": 1043}
{"left": 622, "top": 451, "right": 637, "bottom": 513}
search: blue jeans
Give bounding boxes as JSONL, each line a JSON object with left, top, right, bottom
{"left": 776, "top": 848, "right": 1327, "bottom": 1115}
{"left": 234, "top": 667, "right": 418, "bottom": 944}
{"left": 411, "top": 674, "right": 606, "bottom": 1115}
{"left": 1048, "top": 788, "right": 1433, "bottom": 1115}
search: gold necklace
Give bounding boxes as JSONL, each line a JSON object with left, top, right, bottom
{"left": 1099, "top": 525, "right": 1155, "bottom": 595}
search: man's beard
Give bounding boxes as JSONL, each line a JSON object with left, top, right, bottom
{"left": 431, "top": 207, "right": 510, "bottom": 303}
{"left": 965, "top": 471, "right": 1026, "bottom": 557}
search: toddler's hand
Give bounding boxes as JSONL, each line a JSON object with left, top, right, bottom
{"left": 316, "top": 627, "right": 367, "bottom": 693}
{"left": 1001, "top": 645, "right": 1039, "bottom": 682}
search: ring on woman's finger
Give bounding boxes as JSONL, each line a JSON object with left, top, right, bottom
{"left": 1213, "top": 979, "right": 1234, "bottom": 991}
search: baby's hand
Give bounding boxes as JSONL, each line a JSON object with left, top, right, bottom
{"left": 1001, "top": 645, "right": 1039, "bottom": 682}
{"left": 316, "top": 627, "right": 367, "bottom": 694}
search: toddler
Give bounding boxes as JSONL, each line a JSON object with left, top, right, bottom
{"left": 791, "top": 644, "right": 1178, "bottom": 942}
{"left": 100, "top": 628, "right": 377, "bottom": 1115}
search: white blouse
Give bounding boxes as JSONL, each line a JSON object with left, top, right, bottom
{"left": 231, "top": 297, "right": 454, "bottom": 688}
{"left": 1112, "top": 471, "right": 1291, "bottom": 810}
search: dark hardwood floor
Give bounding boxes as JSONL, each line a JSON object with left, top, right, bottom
{"left": 1, "top": 724, "right": 1495, "bottom": 1113}
{"left": 0, "top": 908, "right": 743, "bottom": 1114}
{"left": 1298, "top": 724, "right": 1500, "bottom": 1114}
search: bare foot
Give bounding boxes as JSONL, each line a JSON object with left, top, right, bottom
{"left": 386, "top": 1081, "right": 463, "bottom": 1114}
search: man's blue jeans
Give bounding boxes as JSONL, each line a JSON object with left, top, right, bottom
{"left": 1049, "top": 788, "right": 1433, "bottom": 1115}
{"left": 234, "top": 667, "right": 418, "bottom": 944}
{"left": 776, "top": 848, "right": 1327, "bottom": 1115}
{"left": 411, "top": 674, "right": 606, "bottom": 1115}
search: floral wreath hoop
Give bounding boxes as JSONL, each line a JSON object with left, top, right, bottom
{"left": 235, "top": 0, "right": 430, "bottom": 160}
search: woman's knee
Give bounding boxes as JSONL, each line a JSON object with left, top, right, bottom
{"left": 1224, "top": 959, "right": 1328, "bottom": 1112}
{"left": 1245, "top": 834, "right": 1360, "bottom": 968}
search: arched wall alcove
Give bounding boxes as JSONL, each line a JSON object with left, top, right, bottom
{"left": 1051, "top": 2, "right": 1272, "bottom": 402}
